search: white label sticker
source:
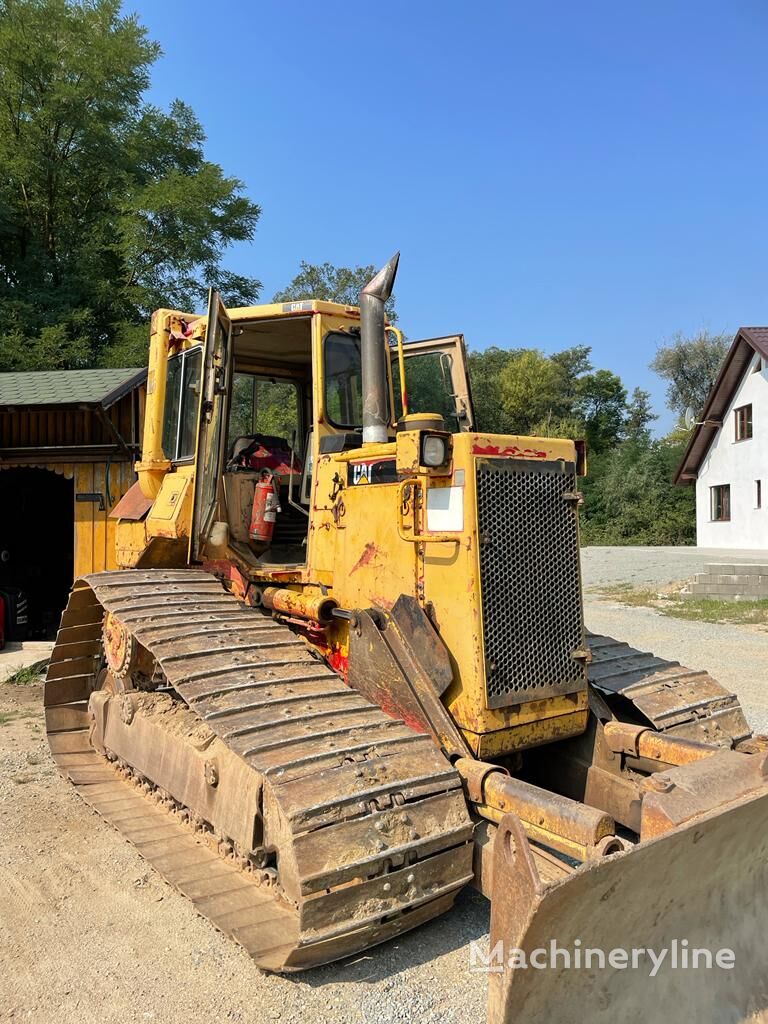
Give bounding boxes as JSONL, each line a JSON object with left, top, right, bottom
{"left": 426, "top": 486, "right": 464, "bottom": 532}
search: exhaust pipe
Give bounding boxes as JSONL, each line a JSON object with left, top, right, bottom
{"left": 359, "top": 252, "right": 399, "bottom": 444}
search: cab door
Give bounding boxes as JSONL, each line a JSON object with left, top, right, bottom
{"left": 393, "top": 335, "right": 475, "bottom": 431}
{"left": 190, "top": 289, "right": 232, "bottom": 560}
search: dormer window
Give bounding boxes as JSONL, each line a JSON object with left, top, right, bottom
{"left": 735, "top": 404, "right": 753, "bottom": 441}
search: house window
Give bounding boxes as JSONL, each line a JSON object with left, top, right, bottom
{"left": 735, "top": 404, "right": 753, "bottom": 441}
{"left": 757, "top": 480, "right": 762, "bottom": 510}
{"left": 710, "top": 485, "right": 731, "bottom": 522}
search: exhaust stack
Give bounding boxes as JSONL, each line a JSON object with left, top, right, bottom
{"left": 359, "top": 252, "right": 399, "bottom": 444}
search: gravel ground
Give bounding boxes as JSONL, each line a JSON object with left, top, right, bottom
{"left": 582, "top": 546, "right": 768, "bottom": 734}
{"left": 1, "top": 546, "right": 766, "bottom": 1023}
{"left": 581, "top": 544, "right": 768, "bottom": 588}
{"left": 0, "top": 685, "right": 489, "bottom": 1024}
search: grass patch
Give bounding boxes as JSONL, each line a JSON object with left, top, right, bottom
{"left": 0, "top": 709, "right": 39, "bottom": 726}
{"left": 5, "top": 660, "right": 48, "bottom": 685}
{"left": 596, "top": 584, "right": 768, "bottom": 625}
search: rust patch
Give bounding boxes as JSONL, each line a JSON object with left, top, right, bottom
{"left": 350, "top": 541, "right": 382, "bottom": 575}
{"left": 110, "top": 481, "right": 153, "bottom": 521}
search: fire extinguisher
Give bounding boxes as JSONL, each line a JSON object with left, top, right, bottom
{"left": 249, "top": 470, "right": 281, "bottom": 545}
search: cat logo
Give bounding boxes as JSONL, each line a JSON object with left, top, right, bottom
{"left": 352, "top": 464, "right": 369, "bottom": 485}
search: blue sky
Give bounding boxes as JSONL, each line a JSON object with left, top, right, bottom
{"left": 130, "top": 0, "right": 768, "bottom": 432}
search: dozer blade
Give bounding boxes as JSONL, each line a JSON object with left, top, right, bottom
{"left": 487, "top": 792, "right": 768, "bottom": 1024}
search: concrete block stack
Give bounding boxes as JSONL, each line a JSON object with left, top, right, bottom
{"left": 681, "top": 563, "right": 768, "bottom": 602}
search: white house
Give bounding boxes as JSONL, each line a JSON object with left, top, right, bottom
{"left": 675, "top": 327, "right": 768, "bottom": 549}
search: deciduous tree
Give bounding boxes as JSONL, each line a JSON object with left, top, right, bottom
{"left": 650, "top": 330, "right": 730, "bottom": 418}
{"left": 274, "top": 262, "right": 397, "bottom": 321}
{"left": 0, "top": 0, "right": 260, "bottom": 370}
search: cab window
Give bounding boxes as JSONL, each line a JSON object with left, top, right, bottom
{"left": 161, "top": 346, "right": 202, "bottom": 461}
{"left": 228, "top": 373, "right": 300, "bottom": 446}
{"left": 324, "top": 332, "right": 364, "bottom": 428}
{"left": 392, "top": 350, "right": 460, "bottom": 432}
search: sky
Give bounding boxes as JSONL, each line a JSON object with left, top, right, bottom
{"left": 130, "top": 0, "right": 768, "bottom": 432}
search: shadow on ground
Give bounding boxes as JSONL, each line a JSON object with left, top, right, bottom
{"left": 294, "top": 888, "right": 490, "bottom": 988}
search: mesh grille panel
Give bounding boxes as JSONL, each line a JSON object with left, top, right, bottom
{"left": 476, "top": 458, "right": 586, "bottom": 708}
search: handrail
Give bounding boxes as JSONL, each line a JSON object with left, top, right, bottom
{"left": 397, "top": 478, "right": 460, "bottom": 545}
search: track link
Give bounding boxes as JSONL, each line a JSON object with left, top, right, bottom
{"left": 587, "top": 631, "right": 751, "bottom": 746}
{"left": 45, "top": 570, "right": 475, "bottom": 971}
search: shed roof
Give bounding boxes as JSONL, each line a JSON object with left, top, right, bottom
{"left": 674, "top": 327, "right": 768, "bottom": 484}
{"left": 0, "top": 368, "right": 146, "bottom": 410}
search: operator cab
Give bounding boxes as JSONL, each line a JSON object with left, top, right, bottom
{"left": 222, "top": 314, "right": 313, "bottom": 567}
{"left": 174, "top": 283, "right": 475, "bottom": 575}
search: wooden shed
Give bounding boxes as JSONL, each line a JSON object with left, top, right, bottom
{"left": 0, "top": 368, "right": 146, "bottom": 637}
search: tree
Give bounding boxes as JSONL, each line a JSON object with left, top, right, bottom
{"left": 0, "top": 0, "right": 260, "bottom": 370}
{"left": 650, "top": 330, "right": 730, "bottom": 418}
{"left": 498, "top": 349, "right": 569, "bottom": 434}
{"left": 274, "top": 262, "right": 397, "bottom": 321}
{"left": 550, "top": 345, "right": 593, "bottom": 407}
{"left": 574, "top": 369, "right": 628, "bottom": 453}
{"left": 580, "top": 435, "right": 695, "bottom": 545}
{"left": 467, "top": 346, "right": 523, "bottom": 434}
{"left": 624, "top": 387, "right": 657, "bottom": 445}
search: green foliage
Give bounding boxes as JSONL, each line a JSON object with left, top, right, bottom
{"left": 580, "top": 437, "right": 696, "bottom": 545}
{"left": 467, "top": 338, "right": 687, "bottom": 545}
{"left": 274, "top": 261, "right": 397, "bottom": 322}
{"left": 650, "top": 330, "right": 731, "bottom": 418}
{"left": 392, "top": 350, "right": 461, "bottom": 430}
{"left": 624, "top": 387, "right": 656, "bottom": 445}
{"left": 6, "top": 660, "right": 48, "bottom": 684}
{"left": 467, "top": 346, "right": 522, "bottom": 433}
{"left": 499, "top": 349, "right": 569, "bottom": 434}
{"left": 573, "top": 369, "right": 628, "bottom": 452}
{"left": 0, "top": 0, "right": 261, "bottom": 370}
{"left": 468, "top": 343, "right": 655, "bottom": 456}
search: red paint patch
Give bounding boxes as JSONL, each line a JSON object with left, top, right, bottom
{"left": 472, "top": 443, "right": 548, "bottom": 459}
{"left": 374, "top": 689, "right": 429, "bottom": 735}
{"left": 202, "top": 559, "right": 251, "bottom": 600}
{"left": 327, "top": 647, "right": 349, "bottom": 680}
{"left": 350, "top": 541, "right": 381, "bottom": 575}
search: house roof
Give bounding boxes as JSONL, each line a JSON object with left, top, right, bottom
{"left": 0, "top": 368, "right": 146, "bottom": 410}
{"left": 674, "top": 327, "right": 768, "bottom": 484}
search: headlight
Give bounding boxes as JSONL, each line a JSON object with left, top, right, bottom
{"left": 422, "top": 434, "right": 448, "bottom": 468}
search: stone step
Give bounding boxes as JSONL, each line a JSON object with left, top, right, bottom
{"left": 708, "top": 569, "right": 768, "bottom": 577}
{"left": 687, "top": 581, "right": 768, "bottom": 599}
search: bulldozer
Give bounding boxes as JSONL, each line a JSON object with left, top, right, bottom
{"left": 45, "top": 254, "right": 768, "bottom": 1022}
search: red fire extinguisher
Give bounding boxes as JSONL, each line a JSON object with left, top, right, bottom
{"left": 249, "top": 470, "right": 281, "bottom": 545}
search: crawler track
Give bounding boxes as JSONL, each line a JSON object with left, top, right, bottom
{"left": 587, "top": 631, "right": 751, "bottom": 745}
{"left": 44, "top": 570, "right": 475, "bottom": 971}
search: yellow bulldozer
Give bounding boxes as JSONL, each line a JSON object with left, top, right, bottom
{"left": 45, "top": 255, "right": 768, "bottom": 1022}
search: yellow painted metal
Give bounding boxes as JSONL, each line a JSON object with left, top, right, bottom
{"left": 386, "top": 325, "right": 408, "bottom": 416}
{"left": 396, "top": 478, "right": 461, "bottom": 546}
{"left": 332, "top": 442, "right": 398, "bottom": 463}
{"left": 135, "top": 309, "right": 199, "bottom": 499}
{"left": 116, "top": 298, "right": 588, "bottom": 756}
{"left": 146, "top": 470, "right": 193, "bottom": 539}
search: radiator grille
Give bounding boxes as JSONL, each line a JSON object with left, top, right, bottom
{"left": 476, "top": 458, "right": 586, "bottom": 709}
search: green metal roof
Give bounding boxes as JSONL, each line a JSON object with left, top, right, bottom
{"left": 0, "top": 368, "right": 146, "bottom": 409}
